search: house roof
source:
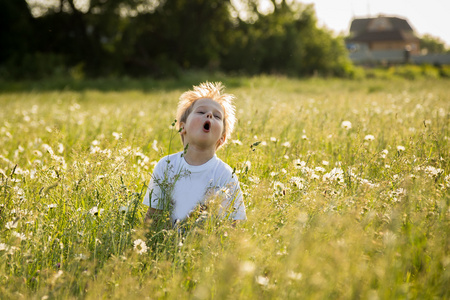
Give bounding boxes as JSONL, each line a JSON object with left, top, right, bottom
{"left": 350, "top": 16, "right": 414, "bottom": 34}
{"left": 348, "top": 16, "right": 419, "bottom": 43}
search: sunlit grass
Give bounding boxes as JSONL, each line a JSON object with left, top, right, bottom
{"left": 0, "top": 76, "right": 449, "bottom": 299}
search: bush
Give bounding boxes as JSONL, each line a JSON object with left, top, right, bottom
{"left": 0, "top": 52, "right": 68, "bottom": 80}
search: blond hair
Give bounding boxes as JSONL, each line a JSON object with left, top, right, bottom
{"left": 176, "top": 82, "right": 236, "bottom": 148}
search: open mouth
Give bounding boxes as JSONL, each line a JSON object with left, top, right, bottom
{"left": 203, "top": 121, "right": 211, "bottom": 132}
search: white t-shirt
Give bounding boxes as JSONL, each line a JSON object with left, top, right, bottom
{"left": 143, "top": 152, "right": 246, "bottom": 222}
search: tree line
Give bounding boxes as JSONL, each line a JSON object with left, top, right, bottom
{"left": 1, "top": 0, "right": 354, "bottom": 79}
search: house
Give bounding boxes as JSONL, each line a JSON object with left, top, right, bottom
{"left": 346, "top": 15, "right": 421, "bottom": 64}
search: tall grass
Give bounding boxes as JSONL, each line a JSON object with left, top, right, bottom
{"left": 0, "top": 76, "right": 449, "bottom": 299}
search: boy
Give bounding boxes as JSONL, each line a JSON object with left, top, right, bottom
{"left": 143, "top": 82, "right": 246, "bottom": 226}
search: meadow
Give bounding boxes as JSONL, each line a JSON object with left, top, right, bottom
{"left": 0, "top": 76, "right": 449, "bottom": 299}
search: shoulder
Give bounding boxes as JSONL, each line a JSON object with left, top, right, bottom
{"left": 153, "top": 152, "right": 183, "bottom": 172}
{"left": 213, "top": 156, "right": 237, "bottom": 180}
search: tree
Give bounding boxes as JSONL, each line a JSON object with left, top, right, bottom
{"left": 0, "top": 0, "right": 34, "bottom": 63}
{"left": 2, "top": 0, "right": 355, "bottom": 79}
{"left": 420, "top": 34, "right": 448, "bottom": 54}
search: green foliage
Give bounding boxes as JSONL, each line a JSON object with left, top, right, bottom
{"left": 222, "top": 3, "right": 354, "bottom": 77}
{"left": 420, "top": 34, "right": 449, "bottom": 54}
{"left": 363, "top": 64, "right": 448, "bottom": 80}
{"left": 1, "top": 0, "right": 355, "bottom": 79}
{"left": 0, "top": 76, "right": 449, "bottom": 298}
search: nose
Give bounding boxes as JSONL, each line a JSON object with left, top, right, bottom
{"left": 206, "top": 111, "right": 213, "bottom": 118}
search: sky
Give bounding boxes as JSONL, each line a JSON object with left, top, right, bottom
{"left": 302, "top": 0, "right": 450, "bottom": 46}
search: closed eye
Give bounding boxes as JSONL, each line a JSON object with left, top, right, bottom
{"left": 214, "top": 115, "right": 222, "bottom": 120}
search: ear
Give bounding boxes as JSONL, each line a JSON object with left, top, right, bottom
{"left": 179, "top": 122, "right": 186, "bottom": 135}
{"left": 217, "top": 134, "right": 226, "bottom": 147}
{"left": 179, "top": 122, "right": 186, "bottom": 144}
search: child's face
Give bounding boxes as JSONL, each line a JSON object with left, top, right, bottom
{"left": 181, "top": 98, "right": 225, "bottom": 150}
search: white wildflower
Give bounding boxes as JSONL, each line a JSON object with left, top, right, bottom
{"left": 5, "top": 221, "right": 18, "bottom": 230}
{"left": 301, "top": 135, "right": 308, "bottom": 140}
{"left": 293, "top": 159, "right": 306, "bottom": 168}
{"left": 381, "top": 149, "right": 388, "bottom": 158}
{"left": 119, "top": 206, "right": 129, "bottom": 213}
{"left": 248, "top": 176, "right": 260, "bottom": 184}
{"left": 287, "top": 271, "right": 303, "bottom": 281}
{"left": 364, "top": 134, "right": 375, "bottom": 141}
{"left": 424, "top": 166, "right": 444, "bottom": 178}
{"left": 341, "top": 120, "right": 352, "bottom": 130}
{"left": 273, "top": 181, "right": 285, "bottom": 190}
{"left": 270, "top": 137, "right": 277, "bottom": 142}
{"left": 240, "top": 261, "right": 256, "bottom": 274}
{"left": 47, "top": 204, "right": 57, "bottom": 210}
{"left": 75, "top": 254, "right": 88, "bottom": 261}
{"left": 290, "top": 177, "right": 305, "bottom": 189}
{"left": 57, "top": 143, "right": 64, "bottom": 154}
{"left": 89, "top": 206, "right": 103, "bottom": 216}
{"left": 281, "top": 141, "right": 291, "bottom": 147}
{"left": 112, "top": 132, "right": 122, "bottom": 140}
{"left": 33, "top": 150, "right": 43, "bottom": 157}
{"left": 323, "top": 167, "right": 345, "bottom": 184}
{"left": 69, "top": 103, "right": 80, "bottom": 111}
{"left": 0, "top": 243, "right": 7, "bottom": 251}
{"left": 152, "top": 140, "right": 158, "bottom": 151}
{"left": 397, "top": 145, "right": 405, "bottom": 152}
{"left": 444, "top": 174, "right": 450, "bottom": 188}
{"left": 314, "top": 166, "right": 326, "bottom": 173}
{"left": 232, "top": 139, "right": 243, "bottom": 146}
{"left": 322, "top": 160, "right": 329, "bottom": 166}
{"left": 255, "top": 276, "right": 269, "bottom": 286}
{"left": 12, "top": 231, "right": 26, "bottom": 241}
{"left": 133, "top": 239, "right": 148, "bottom": 255}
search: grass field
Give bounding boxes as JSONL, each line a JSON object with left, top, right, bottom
{"left": 0, "top": 76, "right": 449, "bottom": 299}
